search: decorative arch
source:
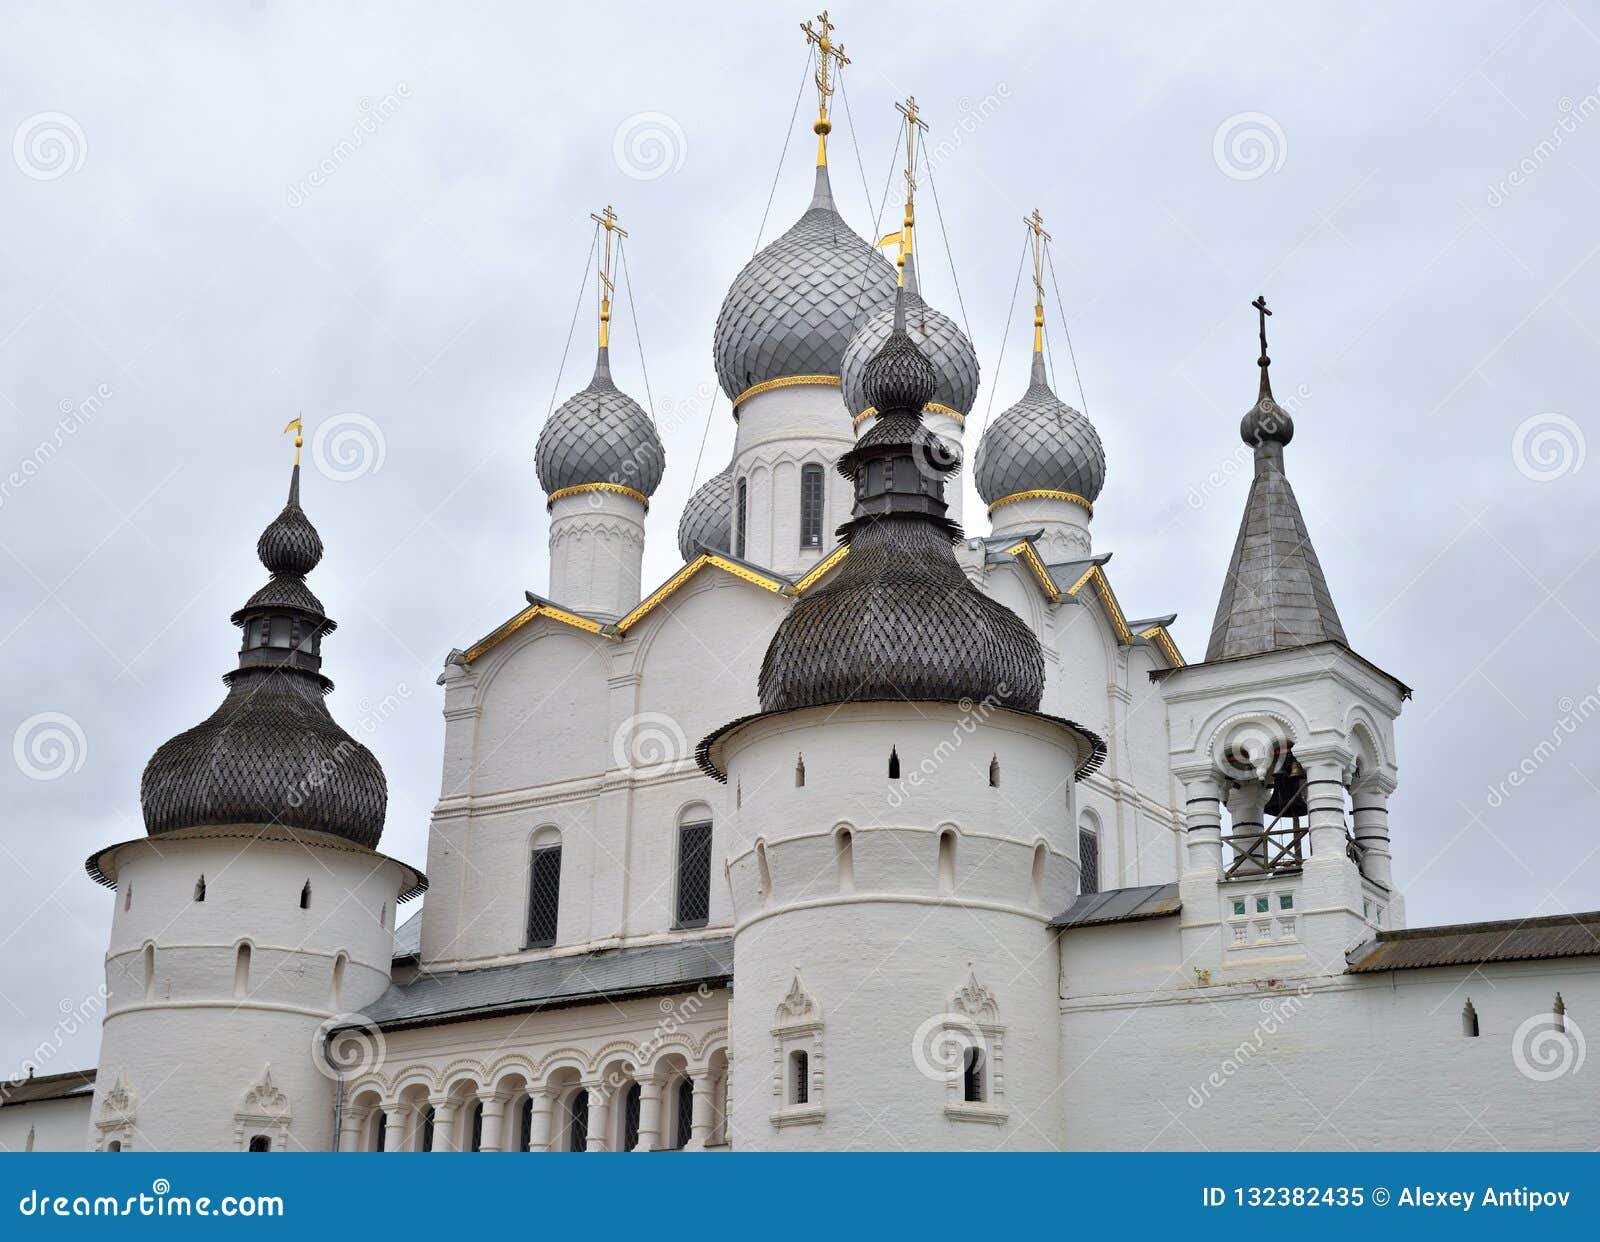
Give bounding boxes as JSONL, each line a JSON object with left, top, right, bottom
{"left": 771, "top": 969, "right": 824, "bottom": 1128}
{"left": 438, "top": 1058, "right": 491, "bottom": 1095}
{"left": 233, "top": 1063, "right": 291, "bottom": 1152}
{"left": 1201, "top": 705, "right": 1304, "bottom": 782}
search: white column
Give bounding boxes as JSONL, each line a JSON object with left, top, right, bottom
{"left": 1351, "top": 785, "right": 1394, "bottom": 889}
{"left": 337, "top": 1106, "right": 364, "bottom": 1153}
{"left": 636, "top": 1077, "right": 665, "bottom": 1153}
{"left": 477, "top": 1091, "right": 507, "bottom": 1153}
{"left": 583, "top": 1082, "right": 610, "bottom": 1153}
{"left": 428, "top": 1096, "right": 458, "bottom": 1152}
{"left": 527, "top": 1093, "right": 553, "bottom": 1152}
{"left": 688, "top": 1071, "right": 714, "bottom": 1150}
{"left": 1183, "top": 776, "right": 1223, "bottom": 875}
{"left": 381, "top": 1106, "right": 406, "bottom": 1153}
{"left": 1305, "top": 761, "right": 1350, "bottom": 863}
{"left": 1225, "top": 780, "right": 1269, "bottom": 874}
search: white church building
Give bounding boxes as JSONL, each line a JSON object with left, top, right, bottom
{"left": 3, "top": 15, "right": 1596, "bottom": 1154}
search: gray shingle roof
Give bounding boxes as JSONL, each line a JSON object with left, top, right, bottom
{"left": 0, "top": 1067, "right": 96, "bottom": 1106}
{"left": 350, "top": 937, "right": 734, "bottom": 1031}
{"left": 973, "top": 351, "right": 1105, "bottom": 505}
{"left": 840, "top": 258, "right": 978, "bottom": 421}
{"left": 1052, "top": 882, "right": 1181, "bottom": 928}
{"left": 676, "top": 464, "right": 733, "bottom": 561}
{"left": 1346, "top": 911, "right": 1600, "bottom": 973}
{"left": 535, "top": 346, "right": 665, "bottom": 498}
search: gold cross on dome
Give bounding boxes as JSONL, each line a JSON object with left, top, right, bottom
{"left": 589, "top": 205, "right": 628, "bottom": 348}
{"left": 801, "top": 11, "right": 850, "bottom": 164}
{"left": 1024, "top": 209, "right": 1052, "bottom": 352}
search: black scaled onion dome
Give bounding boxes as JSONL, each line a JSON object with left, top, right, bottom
{"left": 139, "top": 464, "right": 387, "bottom": 847}
{"left": 757, "top": 289, "right": 1045, "bottom": 713}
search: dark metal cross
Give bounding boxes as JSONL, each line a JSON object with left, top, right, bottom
{"left": 1252, "top": 294, "right": 1272, "bottom": 364}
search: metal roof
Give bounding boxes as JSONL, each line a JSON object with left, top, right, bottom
{"left": 974, "top": 350, "right": 1106, "bottom": 505}
{"left": 1, "top": 1067, "right": 96, "bottom": 1107}
{"left": 1052, "top": 882, "right": 1181, "bottom": 928}
{"left": 347, "top": 937, "right": 734, "bottom": 1032}
{"left": 392, "top": 909, "right": 423, "bottom": 960}
{"left": 1346, "top": 910, "right": 1600, "bottom": 973}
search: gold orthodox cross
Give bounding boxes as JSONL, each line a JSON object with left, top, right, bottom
{"left": 590, "top": 205, "right": 628, "bottom": 348}
{"left": 801, "top": 11, "right": 850, "bottom": 164}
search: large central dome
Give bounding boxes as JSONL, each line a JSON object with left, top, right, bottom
{"left": 713, "top": 166, "right": 896, "bottom": 403}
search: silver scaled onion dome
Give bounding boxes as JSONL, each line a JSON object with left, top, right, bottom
{"left": 138, "top": 464, "right": 388, "bottom": 848}
{"left": 973, "top": 350, "right": 1106, "bottom": 509}
{"left": 535, "top": 346, "right": 665, "bottom": 500}
{"left": 713, "top": 165, "right": 897, "bottom": 402}
{"left": 676, "top": 464, "right": 733, "bottom": 561}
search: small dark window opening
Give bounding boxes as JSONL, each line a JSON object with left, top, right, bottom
{"left": 888, "top": 747, "right": 900, "bottom": 779}
{"left": 374, "top": 1111, "right": 387, "bottom": 1152}
{"left": 568, "top": 1089, "right": 589, "bottom": 1152}
{"left": 299, "top": 880, "right": 311, "bottom": 910}
{"left": 795, "top": 754, "right": 806, "bottom": 787}
{"left": 791, "top": 1050, "right": 810, "bottom": 1105}
{"left": 988, "top": 755, "right": 1000, "bottom": 787}
{"left": 800, "top": 463, "right": 825, "bottom": 548}
{"left": 106, "top": 1140, "right": 122, "bottom": 1152}
{"left": 248, "top": 1135, "right": 271, "bottom": 1152}
{"left": 675, "top": 822, "right": 713, "bottom": 929}
{"left": 963, "top": 1047, "right": 985, "bottom": 1103}
{"left": 1079, "top": 829, "right": 1100, "bottom": 896}
{"left": 124, "top": 884, "right": 132, "bottom": 912}
{"left": 735, "top": 478, "right": 748, "bottom": 559}
{"left": 623, "top": 1082, "right": 642, "bottom": 1151}
{"left": 194, "top": 875, "right": 206, "bottom": 902}
{"left": 1554, "top": 992, "right": 1567, "bottom": 1032}
{"left": 526, "top": 844, "right": 562, "bottom": 948}
{"left": 1462, "top": 999, "right": 1480, "bottom": 1037}
{"left": 674, "top": 1077, "right": 694, "bottom": 1149}
{"left": 421, "top": 1105, "right": 436, "bottom": 1152}
{"left": 517, "top": 1097, "right": 532, "bottom": 1152}
{"left": 469, "top": 1102, "right": 484, "bottom": 1152}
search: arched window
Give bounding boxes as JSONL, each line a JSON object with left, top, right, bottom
{"left": 1078, "top": 816, "right": 1101, "bottom": 896}
{"left": 247, "top": 1135, "right": 271, "bottom": 1152}
{"left": 567, "top": 1089, "right": 589, "bottom": 1153}
{"left": 1462, "top": 998, "right": 1480, "bottom": 1037}
{"left": 989, "top": 755, "right": 1000, "bottom": 787}
{"left": 938, "top": 829, "right": 957, "bottom": 895}
{"left": 676, "top": 820, "right": 713, "bottom": 929}
{"left": 194, "top": 875, "right": 206, "bottom": 903}
{"left": 963, "top": 1047, "right": 986, "bottom": 1103}
{"left": 735, "top": 477, "right": 748, "bottom": 559}
{"left": 789, "top": 1050, "right": 810, "bottom": 1105}
{"left": 795, "top": 753, "right": 806, "bottom": 787}
{"left": 674, "top": 1077, "right": 694, "bottom": 1149}
{"left": 233, "top": 943, "right": 251, "bottom": 998}
{"left": 755, "top": 839, "right": 773, "bottom": 901}
{"left": 622, "top": 1082, "right": 642, "bottom": 1151}
{"left": 142, "top": 944, "right": 155, "bottom": 999}
{"left": 800, "top": 463, "right": 825, "bottom": 548}
{"left": 1031, "top": 842, "right": 1048, "bottom": 907}
{"left": 888, "top": 747, "right": 900, "bottom": 779}
{"left": 299, "top": 881, "right": 311, "bottom": 910}
{"left": 106, "top": 1140, "right": 122, "bottom": 1153}
{"left": 835, "top": 827, "right": 855, "bottom": 892}
{"left": 527, "top": 833, "right": 562, "bottom": 948}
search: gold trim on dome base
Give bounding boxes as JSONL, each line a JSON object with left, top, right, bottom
{"left": 546, "top": 482, "right": 650, "bottom": 511}
{"left": 732, "top": 375, "right": 841, "bottom": 416}
{"left": 987, "top": 489, "right": 1093, "bottom": 517}
{"left": 851, "top": 402, "right": 966, "bottom": 430}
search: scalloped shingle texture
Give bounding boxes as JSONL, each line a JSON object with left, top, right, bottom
{"left": 713, "top": 167, "right": 896, "bottom": 400}
{"left": 676, "top": 465, "right": 733, "bottom": 561}
{"left": 535, "top": 347, "right": 665, "bottom": 498}
{"left": 841, "top": 267, "right": 978, "bottom": 420}
{"left": 974, "top": 353, "right": 1106, "bottom": 505}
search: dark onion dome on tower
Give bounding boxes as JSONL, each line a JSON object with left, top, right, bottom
{"left": 973, "top": 350, "right": 1106, "bottom": 510}
{"left": 713, "top": 165, "right": 897, "bottom": 404}
{"left": 756, "top": 290, "right": 1045, "bottom": 713}
{"left": 535, "top": 345, "right": 665, "bottom": 503}
{"left": 839, "top": 255, "right": 978, "bottom": 427}
{"left": 139, "top": 463, "right": 388, "bottom": 848}
{"left": 676, "top": 464, "right": 734, "bottom": 561}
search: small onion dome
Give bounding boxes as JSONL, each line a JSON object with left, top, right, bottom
{"left": 139, "top": 463, "right": 387, "bottom": 848}
{"left": 1240, "top": 361, "right": 1293, "bottom": 447}
{"left": 758, "top": 293, "right": 1044, "bottom": 713}
{"left": 535, "top": 346, "right": 665, "bottom": 500}
{"left": 840, "top": 258, "right": 978, "bottom": 426}
{"left": 973, "top": 351, "right": 1106, "bottom": 508}
{"left": 713, "top": 166, "right": 896, "bottom": 403}
{"left": 676, "top": 464, "right": 734, "bottom": 561}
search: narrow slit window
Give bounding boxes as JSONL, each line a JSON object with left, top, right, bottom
{"left": 836, "top": 827, "right": 855, "bottom": 891}
{"left": 233, "top": 943, "right": 251, "bottom": 998}
{"left": 622, "top": 1083, "right": 642, "bottom": 1152}
{"left": 988, "top": 755, "right": 1000, "bottom": 787}
{"left": 795, "top": 754, "right": 806, "bottom": 787}
{"left": 1462, "top": 998, "right": 1480, "bottom": 1037}
{"left": 142, "top": 944, "right": 155, "bottom": 999}
{"left": 735, "top": 478, "right": 748, "bottom": 559}
{"left": 888, "top": 747, "right": 900, "bottom": 779}
{"left": 790, "top": 1050, "right": 810, "bottom": 1105}
{"left": 299, "top": 880, "right": 311, "bottom": 910}
{"left": 194, "top": 875, "right": 206, "bottom": 903}
{"left": 674, "top": 1077, "right": 694, "bottom": 1149}
{"left": 124, "top": 883, "right": 132, "bottom": 913}
{"left": 675, "top": 821, "right": 713, "bottom": 929}
{"left": 1554, "top": 992, "right": 1566, "bottom": 1033}
{"left": 800, "top": 463, "right": 825, "bottom": 548}
{"left": 1078, "top": 828, "right": 1100, "bottom": 896}
{"left": 938, "top": 829, "right": 957, "bottom": 895}
{"left": 963, "top": 1047, "right": 985, "bottom": 1103}
{"left": 526, "top": 844, "right": 562, "bottom": 948}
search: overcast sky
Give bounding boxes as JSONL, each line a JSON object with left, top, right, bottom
{"left": 2, "top": 2, "right": 1597, "bottom": 1076}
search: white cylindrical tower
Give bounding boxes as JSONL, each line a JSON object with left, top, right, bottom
{"left": 700, "top": 292, "right": 1103, "bottom": 1150}
{"left": 85, "top": 458, "right": 424, "bottom": 1152}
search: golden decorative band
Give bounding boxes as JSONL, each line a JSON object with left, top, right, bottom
{"left": 988, "top": 489, "right": 1093, "bottom": 517}
{"left": 851, "top": 402, "right": 966, "bottom": 430}
{"left": 732, "top": 374, "right": 841, "bottom": 415}
{"left": 546, "top": 482, "right": 650, "bottom": 511}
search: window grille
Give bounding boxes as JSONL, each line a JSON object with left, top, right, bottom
{"left": 735, "top": 478, "right": 748, "bottom": 559}
{"left": 800, "top": 464, "right": 824, "bottom": 547}
{"left": 1078, "top": 829, "right": 1100, "bottom": 895}
{"left": 517, "top": 1097, "right": 532, "bottom": 1152}
{"left": 526, "top": 845, "right": 562, "bottom": 947}
{"left": 674, "top": 1078, "right": 694, "bottom": 1149}
{"left": 469, "top": 1102, "right": 483, "bottom": 1152}
{"left": 675, "top": 822, "right": 712, "bottom": 928}
{"left": 622, "top": 1083, "right": 642, "bottom": 1151}
{"left": 963, "top": 1048, "right": 985, "bottom": 1103}
{"left": 568, "top": 1090, "right": 589, "bottom": 1152}
{"left": 792, "top": 1051, "right": 810, "bottom": 1105}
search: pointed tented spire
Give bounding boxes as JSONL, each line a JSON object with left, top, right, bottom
{"left": 1206, "top": 298, "right": 1346, "bottom": 662}
{"left": 808, "top": 162, "right": 836, "bottom": 213}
